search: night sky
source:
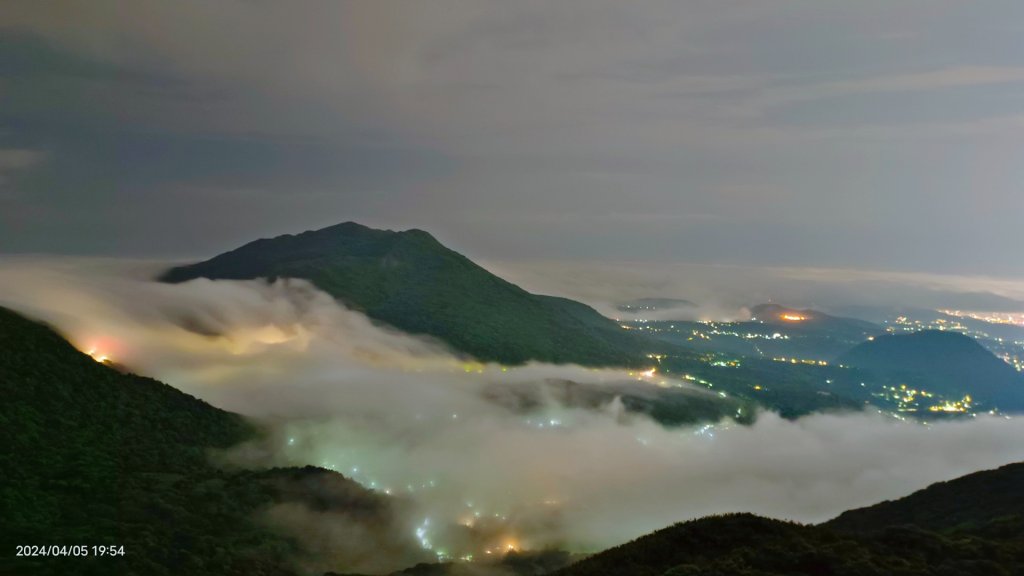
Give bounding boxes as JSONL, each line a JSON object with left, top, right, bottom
{"left": 1, "top": 1, "right": 1023, "bottom": 274}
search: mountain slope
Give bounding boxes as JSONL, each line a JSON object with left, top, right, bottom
{"left": 750, "top": 304, "right": 879, "bottom": 331}
{"left": 837, "top": 330, "right": 1024, "bottom": 409}
{"left": 160, "top": 222, "right": 647, "bottom": 366}
{"left": 554, "top": 513, "right": 1024, "bottom": 576}
{"left": 556, "top": 462, "right": 1024, "bottom": 576}
{"left": 825, "top": 462, "right": 1024, "bottom": 534}
{"left": 0, "top": 306, "right": 415, "bottom": 576}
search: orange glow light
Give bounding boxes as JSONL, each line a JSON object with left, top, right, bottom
{"left": 780, "top": 313, "right": 806, "bottom": 322}
{"left": 86, "top": 347, "right": 111, "bottom": 364}
{"left": 81, "top": 336, "right": 122, "bottom": 365}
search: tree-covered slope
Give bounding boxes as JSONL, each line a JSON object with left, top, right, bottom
{"left": 0, "top": 306, "right": 407, "bottom": 576}
{"left": 554, "top": 513, "right": 1024, "bottom": 576}
{"left": 556, "top": 462, "right": 1024, "bottom": 576}
{"left": 159, "top": 222, "right": 647, "bottom": 366}
{"left": 837, "top": 330, "right": 1024, "bottom": 410}
{"left": 825, "top": 462, "right": 1024, "bottom": 534}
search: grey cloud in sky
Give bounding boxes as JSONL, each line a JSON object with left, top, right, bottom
{"left": 1, "top": 1, "right": 1023, "bottom": 275}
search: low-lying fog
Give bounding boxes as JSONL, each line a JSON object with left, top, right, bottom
{"left": 3, "top": 256, "right": 1024, "bottom": 571}
{"left": 484, "top": 259, "right": 1024, "bottom": 321}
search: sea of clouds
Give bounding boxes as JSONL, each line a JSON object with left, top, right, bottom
{"left": 3, "top": 256, "right": 1024, "bottom": 572}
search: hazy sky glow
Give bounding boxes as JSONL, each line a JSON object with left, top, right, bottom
{"left": 1, "top": 1, "right": 1023, "bottom": 274}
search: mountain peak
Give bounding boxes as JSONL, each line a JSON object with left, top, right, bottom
{"left": 158, "top": 223, "right": 644, "bottom": 366}
{"left": 838, "top": 329, "right": 1023, "bottom": 409}
{"left": 316, "top": 220, "right": 374, "bottom": 233}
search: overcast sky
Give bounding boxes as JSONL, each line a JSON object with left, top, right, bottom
{"left": 1, "top": 1, "right": 1023, "bottom": 274}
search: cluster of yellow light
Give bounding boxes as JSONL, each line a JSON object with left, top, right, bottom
{"left": 1002, "top": 353, "right": 1024, "bottom": 372}
{"left": 689, "top": 327, "right": 789, "bottom": 341}
{"left": 929, "top": 395, "right": 973, "bottom": 413}
{"left": 772, "top": 357, "right": 828, "bottom": 366}
{"left": 892, "top": 315, "right": 968, "bottom": 333}
{"left": 940, "top": 310, "right": 1024, "bottom": 327}
{"left": 888, "top": 313, "right": 1024, "bottom": 372}
{"left": 780, "top": 313, "right": 807, "bottom": 322}
{"left": 881, "top": 384, "right": 936, "bottom": 412}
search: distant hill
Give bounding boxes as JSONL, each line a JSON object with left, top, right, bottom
{"left": 750, "top": 303, "right": 880, "bottom": 338}
{"left": 636, "top": 304, "right": 882, "bottom": 363}
{"left": 0, "top": 306, "right": 421, "bottom": 576}
{"left": 556, "top": 462, "right": 1024, "bottom": 576}
{"left": 825, "top": 462, "right": 1024, "bottom": 534}
{"left": 837, "top": 330, "right": 1024, "bottom": 410}
{"left": 160, "top": 222, "right": 648, "bottom": 366}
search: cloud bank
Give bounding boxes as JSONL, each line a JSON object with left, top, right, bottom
{"left": 484, "top": 259, "right": 1024, "bottom": 321}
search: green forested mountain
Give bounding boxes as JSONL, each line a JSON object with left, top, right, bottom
{"left": 159, "top": 222, "right": 648, "bottom": 366}
{"left": 838, "top": 330, "right": 1024, "bottom": 410}
{"left": 0, "top": 306, "right": 406, "bottom": 576}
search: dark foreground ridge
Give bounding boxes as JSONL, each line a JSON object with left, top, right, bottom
{"left": 160, "top": 222, "right": 648, "bottom": 366}
{"left": 0, "top": 306, "right": 418, "bottom": 576}
{"left": 554, "top": 463, "right": 1024, "bottom": 576}
{"left": 825, "top": 461, "right": 1024, "bottom": 533}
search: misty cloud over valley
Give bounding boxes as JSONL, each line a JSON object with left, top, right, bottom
{"left": 4, "top": 256, "right": 1024, "bottom": 570}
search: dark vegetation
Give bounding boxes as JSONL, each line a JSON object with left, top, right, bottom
{"left": 160, "top": 222, "right": 651, "bottom": 367}
{"left": 0, "top": 306, "right": 394, "bottom": 576}
{"left": 826, "top": 462, "right": 1024, "bottom": 534}
{"left": 555, "top": 513, "right": 1024, "bottom": 576}
{"left": 556, "top": 464, "right": 1024, "bottom": 576}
